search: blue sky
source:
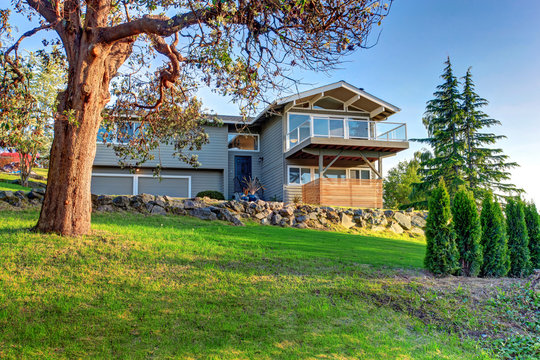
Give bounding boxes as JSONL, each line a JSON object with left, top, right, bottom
{"left": 9, "top": 0, "right": 540, "bottom": 203}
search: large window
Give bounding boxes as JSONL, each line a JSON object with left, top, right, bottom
{"left": 96, "top": 122, "right": 140, "bottom": 144}
{"left": 287, "top": 114, "right": 310, "bottom": 149}
{"left": 228, "top": 133, "right": 259, "bottom": 151}
{"left": 288, "top": 167, "right": 312, "bottom": 185}
{"left": 288, "top": 167, "right": 371, "bottom": 184}
{"left": 350, "top": 169, "right": 371, "bottom": 180}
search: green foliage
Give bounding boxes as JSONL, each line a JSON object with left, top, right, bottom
{"left": 414, "top": 59, "right": 520, "bottom": 201}
{"left": 452, "top": 187, "right": 482, "bottom": 276}
{"left": 524, "top": 202, "right": 540, "bottom": 269}
{"left": 383, "top": 151, "right": 425, "bottom": 209}
{"left": 196, "top": 190, "right": 224, "bottom": 200}
{"left": 505, "top": 199, "right": 532, "bottom": 277}
{"left": 460, "top": 68, "right": 519, "bottom": 200}
{"left": 424, "top": 179, "right": 459, "bottom": 276}
{"left": 480, "top": 192, "right": 510, "bottom": 277}
{"left": 415, "top": 58, "right": 465, "bottom": 197}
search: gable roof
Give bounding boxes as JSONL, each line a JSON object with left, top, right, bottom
{"left": 220, "top": 81, "right": 401, "bottom": 125}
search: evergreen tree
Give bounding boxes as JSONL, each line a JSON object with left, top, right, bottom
{"left": 506, "top": 199, "right": 532, "bottom": 277}
{"left": 480, "top": 192, "right": 509, "bottom": 277}
{"left": 424, "top": 179, "right": 459, "bottom": 276}
{"left": 524, "top": 202, "right": 540, "bottom": 269}
{"left": 460, "top": 68, "right": 520, "bottom": 200}
{"left": 414, "top": 58, "right": 465, "bottom": 197}
{"left": 452, "top": 187, "right": 483, "bottom": 276}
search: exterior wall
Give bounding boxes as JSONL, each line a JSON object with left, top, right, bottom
{"left": 93, "top": 125, "right": 228, "bottom": 170}
{"left": 259, "top": 115, "right": 285, "bottom": 201}
{"left": 91, "top": 166, "right": 224, "bottom": 198}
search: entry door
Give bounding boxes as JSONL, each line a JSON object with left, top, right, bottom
{"left": 234, "top": 156, "right": 252, "bottom": 193}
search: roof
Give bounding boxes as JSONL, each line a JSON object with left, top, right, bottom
{"left": 220, "top": 81, "right": 401, "bottom": 126}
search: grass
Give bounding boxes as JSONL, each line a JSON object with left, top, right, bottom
{"left": 0, "top": 168, "right": 48, "bottom": 192}
{"left": 0, "top": 209, "right": 495, "bottom": 359}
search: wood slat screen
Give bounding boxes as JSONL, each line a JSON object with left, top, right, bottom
{"left": 302, "top": 178, "right": 383, "bottom": 208}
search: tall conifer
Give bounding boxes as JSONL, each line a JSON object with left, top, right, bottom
{"left": 424, "top": 179, "right": 459, "bottom": 275}
{"left": 452, "top": 187, "right": 483, "bottom": 276}
{"left": 460, "top": 68, "right": 519, "bottom": 200}
{"left": 506, "top": 199, "right": 532, "bottom": 277}
{"left": 524, "top": 202, "right": 540, "bottom": 269}
{"left": 415, "top": 58, "right": 465, "bottom": 197}
{"left": 480, "top": 192, "right": 509, "bottom": 277}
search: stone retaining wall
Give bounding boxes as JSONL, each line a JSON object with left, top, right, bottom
{"left": 0, "top": 190, "right": 427, "bottom": 235}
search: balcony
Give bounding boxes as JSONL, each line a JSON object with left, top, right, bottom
{"left": 285, "top": 114, "right": 408, "bottom": 160}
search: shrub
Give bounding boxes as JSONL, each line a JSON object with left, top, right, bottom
{"left": 196, "top": 190, "right": 225, "bottom": 200}
{"left": 524, "top": 202, "right": 540, "bottom": 269}
{"left": 505, "top": 199, "right": 532, "bottom": 277}
{"left": 480, "top": 192, "right": 509, "bottom": 277}
{"left": 424, "top": 179, "right": 459, "bottom": 276}
{"left": 451, "top": 187, "right": 482, "bottom": 276}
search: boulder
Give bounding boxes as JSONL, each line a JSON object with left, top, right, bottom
{"left": 393, "top": 212, "right": 412, "bottom": 230}
{"left": 260, "top": 218, "right": 270, "bottom": 226}
{"left": 371, "top": 225, "right": 386, "bottom": 232}
{"left": 295, "top": 214, "right": 308, "bottom": 223}
{"left": 183, "top": 199, "right": 199, "bottom": 210}
{"left": 27, "top": 190, "right": 44, "bottom": 201}
{"left": 96, "top": 195, "right": 113, "bottom": 206}
{"left": 112, "top": 195, "right": 130, "bottom": 208}
{"left": 271, "top": 213, "right": 283, "bottom": 225}
{"left": 189, "top": 207, "right": 218, "bottom": 221}
{"left": 96, "top": 204, "right": 114, "bottom": 212}
{"left": 154, "top": 196, "right": 167, "bottom": 208}
{"left": 411, "top": 227, "right": 425, "bottom": 236}
{"left": 0, "top": 191, "right": 21, "bottom": 206}
{"left": 326, "top": 211, "right": 339, "bottom": 221}
{"left": 340, "top": 213, "right": 355, "bottom": 229}
{"left": 254, "top": 209, "right": 272, "bottom": 220}
{"left": 294, "top": 222, "right": 308, "bottom": 229}
{"left": 279, "top": 206, "right": 294, "bottom": 217}
{"left": 384, "top": 210, "right": 395, "bottom": 218}
{"left": 216, "top": 208, "right": 245, "bottom": 226}
{"left": 389, "top": 222, "right": 404, "bottom": 234}
{"left": 411, "top": 215, "right": 427, "bottom": 228}
{"left": 14, "top": 191, "right": 27, "bottom": 200}
{"left": 150, "top": 204, "right": 167, "bottom": 215}
{"left": 33, "top": 187, "right": 46, "bottom": 195}
{"left": 226, "top": 200, "right": 244, "bottom": 213}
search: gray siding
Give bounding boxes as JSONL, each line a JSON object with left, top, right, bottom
{"left": 94, "top": 125, "right": 228, "bottom": 170}
{"left": 91, "top": 175, "right": 133, "bottom": 196}
{"left": 227, "top": 150, "right": 262, "bottom": 198}
{"left": 260, "top": 115, "right": 284, "bottom": 201}
{"left": 91, "top": 166, "right": 224, "bottom": 198}
{"left": 138, "top": 177, "right": 190, "bottom": 197}
{"left": 283, "top": 185, "right": 302, "bottom": 204}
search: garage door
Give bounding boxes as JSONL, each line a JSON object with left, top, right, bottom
{"left": 91, "top": 173, "right": 191, "bottom": 197}
{"left": 137, "top": 176, "right": 190, "bottom": 197}
{"left": 91, "top": 175, "right": 133, "bottom": 195}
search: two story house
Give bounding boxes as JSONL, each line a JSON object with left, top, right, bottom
{"left": 91, "top": 81, "right": 409, "bottom": 207}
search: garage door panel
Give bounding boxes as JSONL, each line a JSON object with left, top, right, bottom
{"left": 91, "top": 176, "right": 133, "bottom": 195}
{"left": 137, "top": 177, "right": 189, "bottom": 198}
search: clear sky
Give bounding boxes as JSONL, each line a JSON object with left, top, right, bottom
{"left": 9, "top": 0, "right": 540, "bottom": 203}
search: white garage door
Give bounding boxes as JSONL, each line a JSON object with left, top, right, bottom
{"left": 91, "top": 173, "right": 191, "bottom": 197}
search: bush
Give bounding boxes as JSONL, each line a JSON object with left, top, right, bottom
{"left": 424, "top": 179, "right": 459, "bottom": 276}
{"left": 480, "top": 192, "right": 509, "bottom": 277}
{"left": 196, "top": 190, "right": 225, "bottom": 200}
{"left": 451, "top": 187, "right": 482, "bottom": 276}
{"left": 506, "top": 199, "right": 532, "bottom": 277}
{"left": 524, "top": 202, "right": 540, "bottom": 269}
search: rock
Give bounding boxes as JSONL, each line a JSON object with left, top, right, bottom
{"left": 183, "top": 199, "right": 199, "bottom": 210}
{"left": 326, "top": 211, "right": 339, "bottom": 221}
{"left": 390, "top": 222, "right": 404, "bottom": 234}
{"left": 0, "top": 191, "right": 21, "bottom": 206}
{"left": 371, "top": 225, "right": 386, "bottom": 232}
{"left": 154, "top": 196, "right": 167, "bottom": 208}
{"left": 411, "top": 227, "right": 425, "bottom": 236}
{"left": 226, "top": 200, "right": 244, "bottom": 213}
{"left": 33, "top": 187, "right": 46, "bottom": 195}
{"left": 393, "top": 212, "right": 412, "bottom": 230}
{"left": 168, "top": 200, "right": 185, "bottom": 213}
{"left": 340, "top": 213, "right": 355, "bottom": 229}
{"left": 295, "top": 215, "right": 308, "bottom": 223}
{"left": 150, "top": 204, "right": 167, "bottom": 215}
{"left": 27, "top": 190, "right": 44, "bottom": 201}
{"left": 14, "top": 191, "right": 26, "bottom": 200}
{"left": 384, "top": 210, "right": 395, "bottom": 218}
{"left": 112, "top": 195, "right": 130, "bottom": 208}
{"left": 271, "top": 213, "right": 282, "bottom": 225}
{"left": 411, "top": 215, "right": 427, "bottom": 228}
{"left": 260, "top": 218, "right": 270, "bottom": 225}
{"left": 216, "top": 208, "right": 245, "bottom": 226}
{"left": 96, "top": 195, "right": 113, "bottom": 206}
{"left": 189, "top": 207, "right": 218, "bottom": 221}
{"left": 279, "top": 217, "right": 293, "bottom": 227}
{"left": 279, "top": 206, "right": 294, "bottom": 217}
{"left": 406, "top": 207, "right": 415, "bottom": 212}
{"left": 255, "top": 209, "right": 272, "bottom": 220}
{"left": 96, "top": 204, "right": 114, "bottom": 212}
{"left": 353, "top": 209, "right": 364, "bottom": 217}
{"left": 294, "top": 222, "right": 308, "bottom": 229}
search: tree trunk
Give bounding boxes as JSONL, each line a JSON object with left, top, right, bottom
{"left": 35, "top": 40, "right": 120, "bottom": 236}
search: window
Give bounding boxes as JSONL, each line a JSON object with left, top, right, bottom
{"left": 228, "top": 133, "right": 259, "bottom": 151}
{"left": 350, "top": 169, "right": 371, "bottom": 180}
{"left": 347, "top": 119, "right": 369, "bottom": 139}
{"left": 322, "top": 169, "right": 347, "bottom": 179}
{"left": 96, "top": 122, "right": 140, "bottom": 144}
{"left": 287, "top": 114, "right": 310, "bottom": 148}
{"left": 288, "top": 167, "right": 313, "bottom": 185}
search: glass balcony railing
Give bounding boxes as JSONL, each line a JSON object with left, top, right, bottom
{"left": 286, "top": 114, "right": 407, "bottom": 150}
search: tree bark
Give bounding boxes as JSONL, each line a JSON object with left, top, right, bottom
{"left": 35, "top": 36, "right": 129, "bottom": 235}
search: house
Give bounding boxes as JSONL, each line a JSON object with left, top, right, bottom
{"left": 91, "top": 81, "right": 409, "bottom": 207}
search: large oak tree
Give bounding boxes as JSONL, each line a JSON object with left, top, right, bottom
{"left": 1, "top": 0, "right": 391, "bottom": 235}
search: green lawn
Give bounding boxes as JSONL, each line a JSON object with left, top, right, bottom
{"left": 0, "top": 168, "right": 48, "bottom": 192}
{"left": 0, "top": 210, "right": 492, "bottom": 359}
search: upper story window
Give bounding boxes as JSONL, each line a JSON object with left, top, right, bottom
{"left": 228, "top": 133, "right": 259, "bottom": 151}
{"left": 96, "top": 122, "right": 140, "bottom": 144}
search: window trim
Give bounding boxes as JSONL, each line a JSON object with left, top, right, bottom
{"left": 287, "top": 165, "right": 372, "bottom": 185}
{"left": 227, "top": 133, "right": 260, "bottom": 152}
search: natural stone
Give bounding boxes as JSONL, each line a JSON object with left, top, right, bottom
{"left": 189, "top": 207, "right": 218, "bottom": 221}
{"left": 271, "top": 213, "right": 282, "bottom": 225}
{"left": 411, "top": 227, "right": 425, "bottom": 236}
{"left": 96, "top": 195, "right": 113, "bottom": 206}
{"left": 393, "top": 212, "right": 412, "bottom": 230}
{"left": 339, "top": 213, "right": 355, "bottom": 229}
{"left": 371, "top": 225, "right": 386, "bottom": 232}
{"left": 390, "top": 222, "right": 404, "bottom": 234}
{"left": 112, "top": 195, "right": 130, "bottom": 208}
{"left": 411, "top": 215, "right": 427, "bottom": 228}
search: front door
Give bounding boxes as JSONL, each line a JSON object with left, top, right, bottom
{"left": 234, "top": 156, "right": 252, "bottom": 193}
